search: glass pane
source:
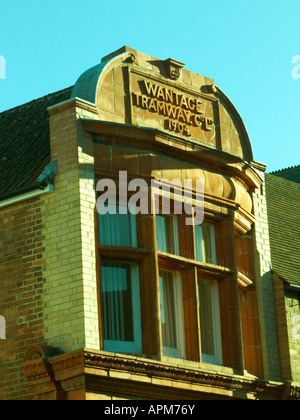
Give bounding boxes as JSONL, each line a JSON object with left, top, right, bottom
{"left": 165, "top": 216, "right": 178, "bottom": 255}
{"left": 202, "top": 224, "right": 213, "bottom": 263}
{"left": 156, "top": 215, "right": 179, "bottom": 255}
{"left": 156, "top": 215, "right": 167, "bottom": 252}
{"left": 195, "top": 225, "right": 204, "bottom": 261}
{"left": 198, "top": 279, "right": 215, "bottom": 356}
{"left": 160, "top": 271, "right": 177, "bottom": 349}
{"left": 198, "top": 278, "right": 222, "bottom": 365}
{"left": 195, "top": 223, "right": 215, "bottom": 263}
{"left": 159, "top": 270, "right": 185, "bottom": 359}
{"left": 101, "top": 261, "right": 134, "bottom": 342}
{"left": 99, "top": 205, "right": 137, "bottom": 247}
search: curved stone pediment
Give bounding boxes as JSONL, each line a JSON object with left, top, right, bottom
{"left": 71, "top": 46, "right": 253, "bottom": 163}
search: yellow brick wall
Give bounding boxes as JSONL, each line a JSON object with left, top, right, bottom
{"left": 43, "top": 99, "right": 100, "bottom": 353}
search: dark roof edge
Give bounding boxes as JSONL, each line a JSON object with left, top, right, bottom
{"left": 0, "top": 184, "right": 39, "bottom": 202}
{"left": 270, "top": 164, "right": 300, "bottom": 174}
{"left": 265, "top": 172, "right": 300, "bottom": 185}
{"left": 0, "top": 86, "right": 74, "bottom": 115}
{"left": 272, "top": 269, "right": 300, "bottom": 288}
{"left": 285, "top": 283, "right": 300, "bottom": 292}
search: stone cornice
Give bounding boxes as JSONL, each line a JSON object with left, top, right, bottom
{"left": 79, "top": 350, "right": 300, "bottom": 400}
{"left": 83, "top": 119, "right": 262, "bottom": 190}
{"left": 81, "top": 350, "right": 276, "bottom": 396}
{"left": 21, "top": 346, "right": 300, "bottom": 400}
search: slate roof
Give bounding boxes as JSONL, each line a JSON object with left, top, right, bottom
{"left": 0, "top": 86, "right": 73, "bottom": 199}
{"left": 265, "top": 173, "right": 300, "bottom": 285}
{"left": 270, "top": 165, "right": 300, "bottom": 184}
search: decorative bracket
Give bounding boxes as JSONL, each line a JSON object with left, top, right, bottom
{"left": 238, "top": 271, "right": 253, "bottom": 288}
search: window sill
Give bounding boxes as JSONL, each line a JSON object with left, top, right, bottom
{"left": 157, "top": 251, "right": 232, "bottom": 277}
{"left": 94, "top": 349, "right": 242, "bottom": 378}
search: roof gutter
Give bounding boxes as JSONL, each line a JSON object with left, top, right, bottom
{"left": 285, "top": 283, "right": 300, "bottom": 292}
{"left": 271, "top": 268, "right": 300, "bottom": 292}
{"left": 0, "top": 184, "right": 54, "bottom": 210}
{"left": 0, "top": 160, "right": 57, "bottom": 209}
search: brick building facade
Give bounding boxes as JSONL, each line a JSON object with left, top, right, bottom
{"left": 0, "top": 47, "right": 299, "bottom": 400}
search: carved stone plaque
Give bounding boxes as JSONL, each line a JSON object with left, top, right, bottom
{"left": 130, "top": 72, "right": 217, "bottom": 148}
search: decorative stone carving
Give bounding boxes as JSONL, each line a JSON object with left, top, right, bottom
{"left": 21, "top": 347, "right": 300, "bottom": 399}
{"left": 129, "top": 53, "right": 136, "bottom": 64}
{"left": 24, "top": 345, "right": 48, "bottom": 361}
{"left": 164, "top": 58, "right": 185, "bottom": 80}
{"left": 208, "top": 83, "right": 217, "bottom": 94}
{"left": 22, "top": 359, "right": 49, "bottom": 379}
{"left": 24, "top": 344, "right": 64, "bottom": 361}
{"left": 82, "top": 350, "right": 284, "bottom": 399}
{"left": 49, "top": 350, "right": 85, "bottom": 380}
{"left": 21, "top": 345, "right": 66, "bottom": 400}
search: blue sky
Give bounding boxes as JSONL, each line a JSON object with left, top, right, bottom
{"left": 0, "top": 0, "right": 299, "bottom": 172}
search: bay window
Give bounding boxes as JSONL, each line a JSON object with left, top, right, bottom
{"left": 96, "top": 192, "right": 232, "bottom": 368}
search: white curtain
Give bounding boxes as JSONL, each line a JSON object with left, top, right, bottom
{"left": 198, "top": 279, "right": 215, "bottom": 356}
{"left": 159, "top": 270, "right": 185, "bottom": 359}
{"left": 101, "top": 262, "right": 133, "bottom": 342}
{"left": 198, "top": 278, "right": 222, "bottom": 365}
{"left": 160, "top": 271, "right": 177, "bottom": 349}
